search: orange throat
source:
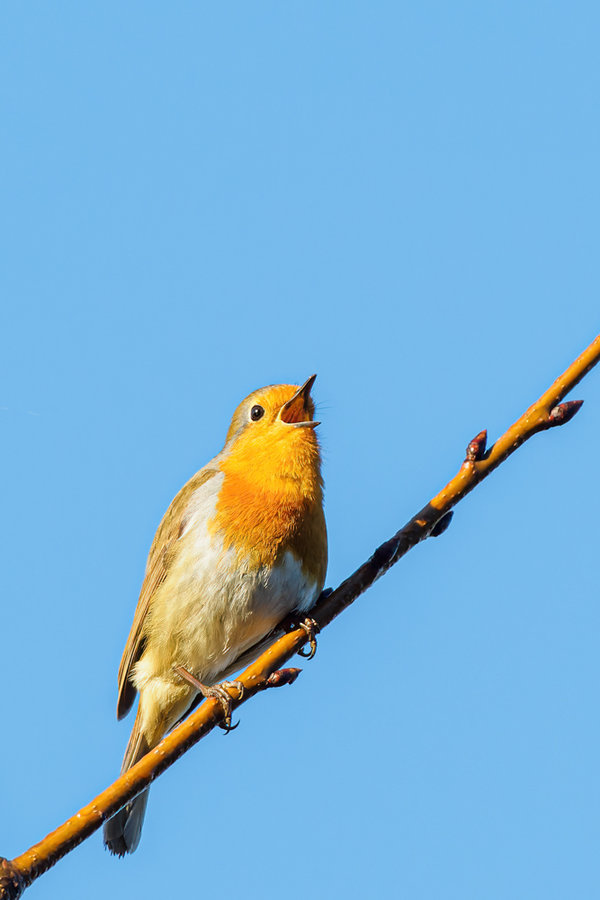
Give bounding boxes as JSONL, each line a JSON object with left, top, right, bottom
{"left": 211, "top": 426, "right": 326, "bottom": 586}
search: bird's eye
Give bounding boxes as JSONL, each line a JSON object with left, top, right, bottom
{"left": 250, "top": 404, "right": 265, "bottom": 421}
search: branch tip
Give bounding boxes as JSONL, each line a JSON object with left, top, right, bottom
{"left": 465, "top": 430, "right": 487, "bottom": 462}
{"left": 548, "top": 400, "right": 584, "bottom": 427}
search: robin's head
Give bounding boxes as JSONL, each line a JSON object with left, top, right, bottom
{"left": 222, "top": 376, "right": 322, "bottom": 490}
{"left": 225, "top": 375, "right": 319, "bottom": 445}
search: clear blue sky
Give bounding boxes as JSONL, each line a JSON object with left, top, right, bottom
{"left": 1, "top": 3, "right": 599, "bottom": 899}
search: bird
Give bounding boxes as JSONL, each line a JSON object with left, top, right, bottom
{"left": 103, "top": 375, "right": 327, "bottom": 856}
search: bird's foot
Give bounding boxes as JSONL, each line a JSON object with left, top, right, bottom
{"left": 297, "top": 617, "right": 320, "bottom": 660}
{"left": 209, "top": 681, "right": 245, "bottom": 733}
{"left": 174, "top": 666, "right": 244, "bottom": 733}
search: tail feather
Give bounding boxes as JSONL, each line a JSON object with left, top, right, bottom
{"left": 104, "top": 708, "right": 152, "bottom": 856}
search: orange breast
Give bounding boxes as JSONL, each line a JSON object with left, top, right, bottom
{"left": 210, "top": 426, "right": 327, "bottom": 588}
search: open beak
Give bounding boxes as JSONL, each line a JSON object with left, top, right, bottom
{"left": 278, "top": 374, "right": 320, "bottom": 428}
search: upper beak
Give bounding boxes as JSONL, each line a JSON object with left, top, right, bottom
{"left": 278, "top": 374, "right": 320, "bottom": 428}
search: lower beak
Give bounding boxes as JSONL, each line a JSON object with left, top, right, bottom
{"left": 278, "top": 374, "right": 320, "bottom": 428}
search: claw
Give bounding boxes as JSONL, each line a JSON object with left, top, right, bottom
{"left": 217, "top": 681, "right": 244, "bottom": 733}
{"left": 174, "top": 666, "right": 243, "bottom": 733}
{"left": 297, "top": 617, "right": 320, "bottom": 659}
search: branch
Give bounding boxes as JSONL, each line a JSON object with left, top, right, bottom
{"left": 2, "top": 334, "right": 599, "bottom": 900}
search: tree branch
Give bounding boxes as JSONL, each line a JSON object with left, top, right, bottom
{"left": 2, "top": 333, "right": 599, "bottom": 900}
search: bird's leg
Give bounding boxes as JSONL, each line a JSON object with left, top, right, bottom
{"left": 297, "top": 617, "right": 320, "bottom": 660}
{"left": 174, "top": 666, "right": 244, "bottom": 733}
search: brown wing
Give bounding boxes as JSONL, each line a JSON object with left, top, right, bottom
{"left": 116, "top": 467, "right": 218, "bottom": 719}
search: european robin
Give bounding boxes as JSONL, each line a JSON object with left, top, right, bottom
{"left": 104, "top": 376, "right": 327, "bottom": 855}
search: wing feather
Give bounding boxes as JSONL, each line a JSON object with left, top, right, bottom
{"left": 116, "top": 467, "right": 218, "bottom": 719}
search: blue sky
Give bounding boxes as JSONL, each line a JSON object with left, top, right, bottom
{"left": 1, "top": 3, "right": 599, "bottom": 898}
